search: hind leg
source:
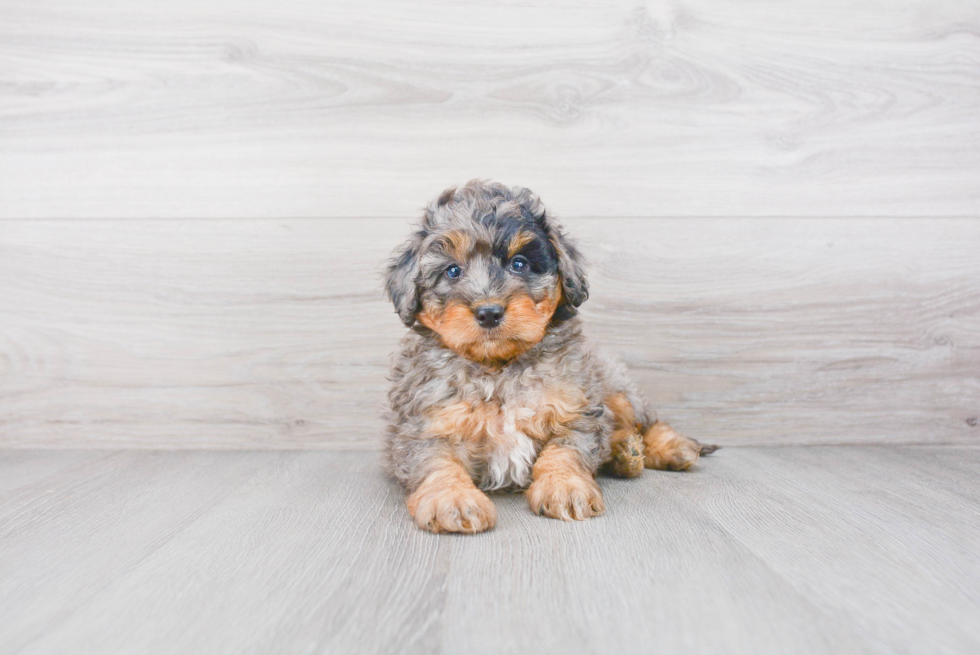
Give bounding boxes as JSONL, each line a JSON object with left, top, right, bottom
{"left": 602, "top": 393, "right": 646, "bottom": 478}
{"left": 595, "top": 351, "right": 715, "bottom": 473}
{"left": 643, "top": 421, "right": 701, "bottom": 471}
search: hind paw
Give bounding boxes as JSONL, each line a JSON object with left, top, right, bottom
{"left": 643, "top": 422, "right": 700, "bottom": 471}
{"left": 605, "top": 429, "right": 646, "bottom": 478}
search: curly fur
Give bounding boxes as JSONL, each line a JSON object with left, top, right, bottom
{"left": 383, "top": 180, "right": 713, "bottom": 533}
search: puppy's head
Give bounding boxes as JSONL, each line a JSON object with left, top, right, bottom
{"left": 385, "top": 180, "right": 588, "bottom": 364}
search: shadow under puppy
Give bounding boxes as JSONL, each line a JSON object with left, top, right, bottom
{"left": 384, "top": 180, "right": 714, "bottom": 534}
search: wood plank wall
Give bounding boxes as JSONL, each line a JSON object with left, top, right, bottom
{"left": 1, "top": 0, "right": 978, "bottom": 448}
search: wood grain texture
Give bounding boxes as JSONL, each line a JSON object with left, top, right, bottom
{"left": 2, "top": 447, "right": 979, "bottom": 655}
{"left": 2, "top": 217, "right": 978, "bottom": 448}
{"left": 1, "top": 0, "right": 978, "bottom": 219}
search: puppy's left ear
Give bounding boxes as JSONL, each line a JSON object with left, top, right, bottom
{"left": 544, "top": 216, "right": 589, "bottom": 314}
{"left": 384, "top": 231, "right": 424, "bottom": 326}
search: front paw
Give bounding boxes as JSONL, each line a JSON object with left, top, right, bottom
{"left": 406, "top": 484, "right": 497, "bottom": 534}
{"left": 527, "top": 474, "right": 605, "bottom": 521}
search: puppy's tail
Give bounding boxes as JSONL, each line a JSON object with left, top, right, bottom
{"left": 698, "top": 442, "right": 721, "bottom": 456}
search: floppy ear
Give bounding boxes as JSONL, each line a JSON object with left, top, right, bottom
{"left": 544, "top": 215, "right": 589, "bottom": 316}
{"left": 384, "top": 231, "right": 425, "bottom": 326}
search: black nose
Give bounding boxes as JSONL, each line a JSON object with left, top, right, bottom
{"left": 475, "top": 304, "right": 505, "bottom": 329}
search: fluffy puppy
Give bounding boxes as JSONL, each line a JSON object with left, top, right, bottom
{"left": 384, "top": 180, "right": 713, "bottom": 534}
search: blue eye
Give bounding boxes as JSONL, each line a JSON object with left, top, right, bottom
{"left": 510, "top": 256, "right": 529, "bottom": 273}
{"left": 445, "top": 264, "right": 462, "bottom": 279}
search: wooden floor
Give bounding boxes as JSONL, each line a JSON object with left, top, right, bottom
{"left": 2, "top": 446, "right": 979, "bottom": 655}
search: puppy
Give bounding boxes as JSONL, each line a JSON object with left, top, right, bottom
{"left": 384, "top": 180, "right": 713, "bottom": 533}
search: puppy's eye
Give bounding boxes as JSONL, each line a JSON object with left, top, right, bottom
{"left": 509, "top": 256, "right": 529, "bottom": 273}
{"left": 445, "top": 264, "right": 462, "bottom": 279}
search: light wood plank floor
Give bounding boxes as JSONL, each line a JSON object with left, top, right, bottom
{"left": 2, "top": 446, "right": 978, "bottom": 655}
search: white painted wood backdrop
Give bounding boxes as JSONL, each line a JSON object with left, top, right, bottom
{"left": 1, "top": 0, "right": 978, "bottom": 447}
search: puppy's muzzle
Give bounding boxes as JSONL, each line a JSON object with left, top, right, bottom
{"left": 474, "top": 304, "right": 505, "bottom": 329}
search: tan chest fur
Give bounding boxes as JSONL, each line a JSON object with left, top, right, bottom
{"left": 426, "top": 381, "right": 587, "bottom": 490}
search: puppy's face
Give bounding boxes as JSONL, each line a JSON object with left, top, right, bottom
{"left": 385, "top": 181, "right": 588, "bottom": 365}
{"left": 414, "top": 217, "right": 562, "bottom": 363}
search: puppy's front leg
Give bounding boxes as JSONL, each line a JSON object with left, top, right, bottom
{"left": 526, "top": 443, "right": 605, "bottom": 521}
{"left": 407, "top": 455, "right": 496, "bottom": 534}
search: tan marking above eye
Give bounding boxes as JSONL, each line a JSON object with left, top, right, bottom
{"left": 507, "top": 231, "right": 537, "bottom": 259}
{"left": 441, "top": 230, "right": 473, "bottom": 262}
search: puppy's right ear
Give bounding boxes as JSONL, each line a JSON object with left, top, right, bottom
{"left": 384, "top": 231, "right": 425, "bottom": 326}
